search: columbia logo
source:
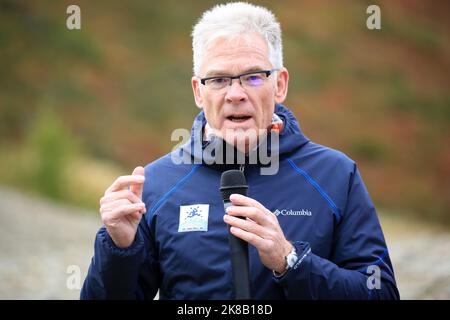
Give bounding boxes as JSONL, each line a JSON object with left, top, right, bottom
{"left": 274, "top": 209, "right": 312, "bottom": 217}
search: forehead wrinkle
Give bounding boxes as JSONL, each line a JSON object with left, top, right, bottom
{"left": 205, "top": 66, "right": 268, "bottom": 77}
{"left": 200, "top": 33, "right": 271, "bottom": 76}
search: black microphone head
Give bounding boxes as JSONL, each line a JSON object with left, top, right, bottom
{"left": 220, "top": 170, "right": 248, "bottom": 201}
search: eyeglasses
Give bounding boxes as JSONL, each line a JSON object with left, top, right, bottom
{"left": 200, "top": 69, "right": 278, "bottom": 90}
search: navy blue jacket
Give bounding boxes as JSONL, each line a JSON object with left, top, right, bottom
{"left": 81, "top": 104, "right": 399, "bottom": 299}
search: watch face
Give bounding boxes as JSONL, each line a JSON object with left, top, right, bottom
{"left": 287, "top": 253, "right": 298, "bottom": 268}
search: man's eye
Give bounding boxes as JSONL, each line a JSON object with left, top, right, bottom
{"left": 211, "top": 77, "right": 227, "bottom": 84}
{"left": 244, "top": 75, "right": 264, "bottom": 85}
{"left": 249, "top": 75, "right": 263, "bottom": 81}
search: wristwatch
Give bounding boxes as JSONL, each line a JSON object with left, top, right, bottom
{"left": 285, "top": 245, "right": 298, "bottom": 269}
{"left": 273, "top": 245, "right": 298, "bottom": 277}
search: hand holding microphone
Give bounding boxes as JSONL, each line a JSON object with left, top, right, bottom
{"left": 221, "top": 172, "right": 293, "bottom": 278}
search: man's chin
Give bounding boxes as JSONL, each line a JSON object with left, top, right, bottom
{"left": 221, "top": 128, "right": 260, "bottom": 154}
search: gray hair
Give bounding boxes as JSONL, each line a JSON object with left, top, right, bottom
{"left": 191, "top": 2, "right": 283, "bottom": 76}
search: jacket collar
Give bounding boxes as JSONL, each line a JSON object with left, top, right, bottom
{"left": 174, "top": 104, "right": 310, "bottom": 170}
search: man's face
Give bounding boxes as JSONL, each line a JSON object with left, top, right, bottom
{"left": 192, "top": 33, "right": 289, "bottom": 152}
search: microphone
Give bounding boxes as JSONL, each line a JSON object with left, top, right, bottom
{"left": 220, "top": 170, "right": 251, "bottom": 300}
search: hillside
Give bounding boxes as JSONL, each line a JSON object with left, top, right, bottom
{"left": 0, "top": 0, "right": 449, "bottom": 221}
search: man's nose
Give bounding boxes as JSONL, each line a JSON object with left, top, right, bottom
{"left": 225, "top": 79, "right": 247, "bottom": 103}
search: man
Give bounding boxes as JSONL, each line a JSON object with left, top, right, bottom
{"left": 81, "top": 2, "right": 399, "bottom": 299}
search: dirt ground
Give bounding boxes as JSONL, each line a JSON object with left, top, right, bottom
{"left": 0, "top": 186, "right": 449, "bottom": 299}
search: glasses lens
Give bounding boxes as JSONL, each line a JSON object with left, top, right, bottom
{"left": 205, "top": 77, "right": 230, "bottom": 89}
{"left": 242, "top": 73, "right": 265, "bottom": 87}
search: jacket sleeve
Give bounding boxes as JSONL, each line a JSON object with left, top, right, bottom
{"left": 274, "top": 165, "right": 400, "bottom": 300}
{"left": 80, "top": 215, "right": 160, "bottom": 300}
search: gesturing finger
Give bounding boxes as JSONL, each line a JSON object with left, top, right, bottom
{"left": 101, "top": 198, "right": 133, "bottom": 213}
{"left": 105, "top": 203, "right": 146, "bottom": 222}
{"left": 130, "top": 166, "right": 145, "bottom": 198}
{"left": 105, "top": 175, "right": 145, "bottom": 194}
{"left": 100, "top": 190, "right": 143, "bottom": 206}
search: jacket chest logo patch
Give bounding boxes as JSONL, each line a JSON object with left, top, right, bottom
{"left": 178, "top": 204, "right": 209, "bottom": 232}
{"left": 274, "top": 208, "right": 312, "bottom": 217}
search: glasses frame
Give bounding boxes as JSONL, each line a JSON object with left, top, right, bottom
{"left": 200, "top": 69, "right": 279, "bottom": 88}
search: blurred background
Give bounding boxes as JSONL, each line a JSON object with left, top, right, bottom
{"left": 0, "top": 0, "right": 449, "bottom": 299}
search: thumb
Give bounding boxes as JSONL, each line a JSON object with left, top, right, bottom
{"left": 130, "top": 166, "right": 145, "bottom": 199}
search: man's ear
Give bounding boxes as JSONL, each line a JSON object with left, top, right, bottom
{"left": 274, "top": 67, "right": 289, "bottom": 104}
{"left": 191, "top": 76, "right": 203, "bottom": 109}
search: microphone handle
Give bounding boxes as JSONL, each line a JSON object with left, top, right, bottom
{"left": 224, "top": 200, "right": 251, "bottom": 299}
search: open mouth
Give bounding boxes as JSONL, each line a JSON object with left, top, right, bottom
{"left": 227, "top": 115, "right": 252, "bottom": 123}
